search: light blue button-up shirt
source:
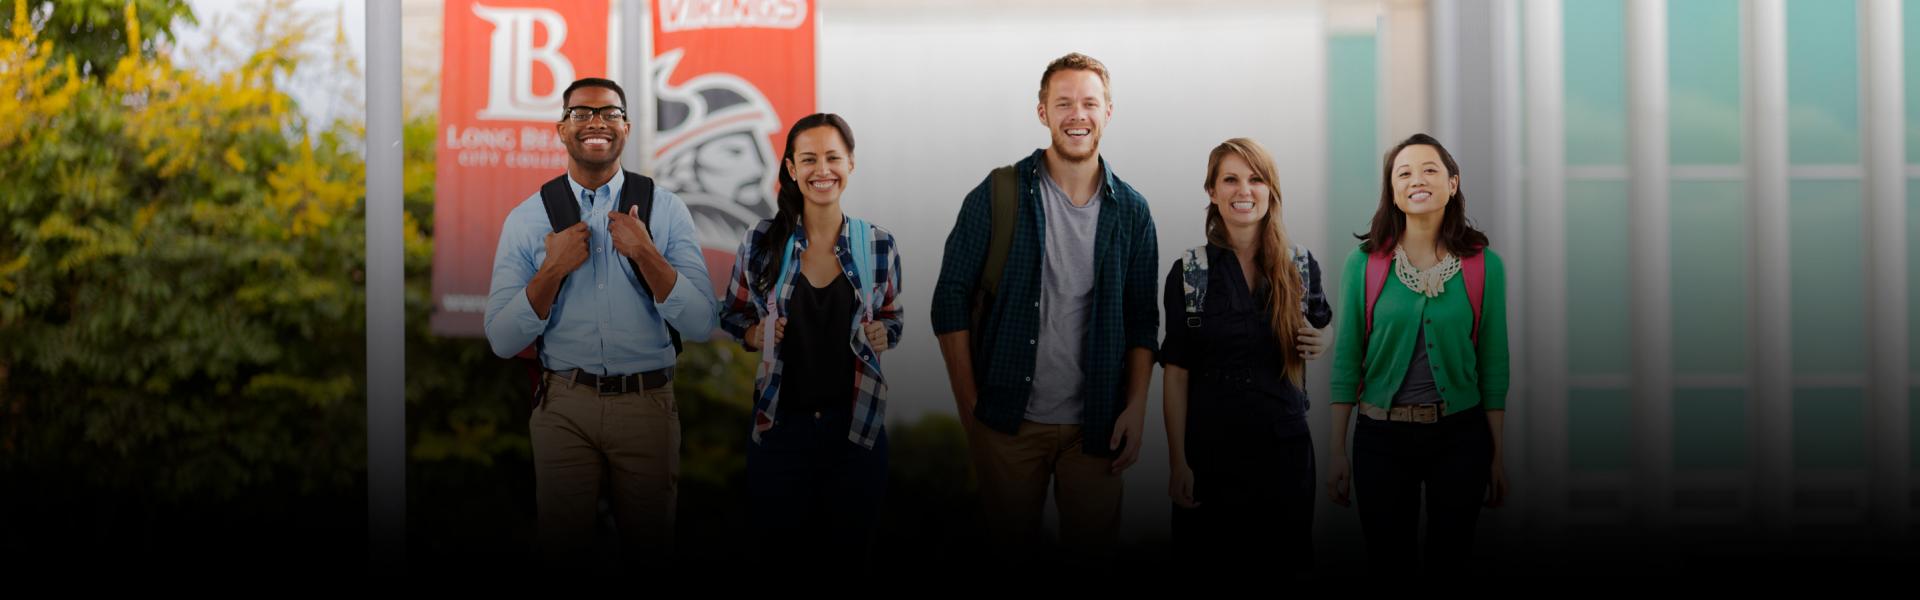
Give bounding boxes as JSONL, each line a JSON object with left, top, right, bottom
{"left": 483, "top": 170, "right": 719, "bottom": 375}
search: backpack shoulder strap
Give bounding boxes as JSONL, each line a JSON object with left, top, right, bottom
{"left": 1288, "top": 243, "right": 1322, "bottom": 323}
{"left": 1463, "top": 251, "right": 1486, "bottom": 346}
{"left": 618, "top": 171, "right": 656, "bottom": 228}
{"left": 530, "top": 175, "right": 580, "bottom": 358}
{"left": 848, "top": 216, "right": 877, "bottom": 319}
{"left": 539, "top": 175, "right": 579, "bottom": 233}
{"left": 981, "top": 165, "right": 1020, "bottom": 298}
{"left": 1364, "top": 247, "right": 1392, "bottom": 340}
{"left": 1181, "top": 245, "right": 1209, "bottom": 327}
{"left": 770, "top": 227, "right": 801, "bottom": 309}
{"left": 1288, "top": 244, "right": 1312, "bottom": 282}
{"left": 616, "top": 172, "right": 681, "bottom": 354}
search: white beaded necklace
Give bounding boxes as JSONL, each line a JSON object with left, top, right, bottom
{"left": 1394, "top": 244, "right": 1459, "bottom": 298}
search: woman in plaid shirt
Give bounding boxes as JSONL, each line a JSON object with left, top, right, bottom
{"left": 719, "top": 113, "right": 905, "bottom": 570}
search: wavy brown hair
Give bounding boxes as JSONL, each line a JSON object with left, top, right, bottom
{"left": 1203, "top": 137, "right": 1306, "bottom": 386}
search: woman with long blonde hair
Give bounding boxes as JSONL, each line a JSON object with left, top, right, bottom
{"left": 1160, "top": 138, "right": 1331, "bottom": 575}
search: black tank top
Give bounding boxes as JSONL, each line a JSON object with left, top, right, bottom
{"left": 777, "top": 271, "right": 858, "bottom": 417}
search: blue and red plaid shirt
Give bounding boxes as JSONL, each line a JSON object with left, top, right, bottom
{"left": 720, "top": 215, "right": 904, "bottom": 449}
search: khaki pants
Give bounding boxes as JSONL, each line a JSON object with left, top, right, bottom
{"left": 530, "top": 372, "right": 680, "bottom": 564}
{"left": 968, "top": 419, "right": 1124, "bottom": 560}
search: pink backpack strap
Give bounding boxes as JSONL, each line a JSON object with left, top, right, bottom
{"left": 1464, "top": 251, "right": 1485, "bottom": 345}
{"left": 1364, "top": 248, "right": 1391, "bottom": 339}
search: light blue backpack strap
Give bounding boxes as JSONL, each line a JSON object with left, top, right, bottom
{"left": 848, "top": 216, "right": 876, "bottom": 319}
{"left": 1181, "top": 245, "right": 1209, "bottom": 327}
{"left": 771, "top": 228, "right": 800, "bottom": 313}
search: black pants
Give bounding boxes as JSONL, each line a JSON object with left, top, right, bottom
{"left": 1353, "top": 405, "right": 1493, "bottom": 576}
{"left": 1173, "top": 420, "right": 1316, "bottom": 575}
{"left": 746, "top": 407, "right": 888, "bottom": 571}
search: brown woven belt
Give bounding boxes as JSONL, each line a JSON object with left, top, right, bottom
{"left": 1358, "top": 402, "right": 1444, "bottom": 424}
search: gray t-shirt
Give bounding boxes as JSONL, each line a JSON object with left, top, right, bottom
{"left": 1393, "top": 326, "right": 1445, "bottom": 406}
{"left": 1025, "top": 162, "right": 1103, "bottom": 424}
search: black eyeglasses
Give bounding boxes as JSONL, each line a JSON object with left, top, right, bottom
{"left": 563, "top": 106, "right": 628, "bottom": 123}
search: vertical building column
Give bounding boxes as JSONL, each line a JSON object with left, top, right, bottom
{"left": 621, "top": 0, "right": 652, "bottom": 175}
{"left": 1859, "top": 0, "right": 1911, "bottom": 538}
{"left": 1381, "top": 0, "right": 1431, "bottom": 145}
{"left": 1524, "top": 0, "right": 1570, "bottom": 533}
{"left": 1743, "top": 0, "right": 1793, "bottom": 537}
{"left": 365, "top": 0, "right": 406, "bottom": 568}
{"left": 1489, "top": 0, "right": 1529, "bottom": 532}
{"left": 1626, "top": 0, "right": 1674, "bottom": 530}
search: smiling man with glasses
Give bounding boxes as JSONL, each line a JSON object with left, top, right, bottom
{"left": 483, "top": 77, "right": 719, "bottom": 566}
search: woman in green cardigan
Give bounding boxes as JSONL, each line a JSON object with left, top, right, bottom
{"left": 1325, "top": 133, "right": 1510, "bottom": 575}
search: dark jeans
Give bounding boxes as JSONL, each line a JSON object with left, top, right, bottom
{"left": 1173, "top": 430, "right": 1317, "bottom": 576}
{"left": 746, "top": 406, "right": 888, "bottom": 570}
{"left": 1353, "top": 405, "right": 1493, "bottom": 577}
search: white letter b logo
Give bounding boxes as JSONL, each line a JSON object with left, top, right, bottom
{"left": 473, "top": 4, "right": 575, "bottom": 122}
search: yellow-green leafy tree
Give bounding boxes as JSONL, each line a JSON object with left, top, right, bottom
{"left": 0, "top": 0, "right": 378, "bottom": 509}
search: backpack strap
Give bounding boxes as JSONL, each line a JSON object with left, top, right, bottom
{"left": 616, "top": 171, "right": 681, "bottom": 354}
{"left": 537, "top": 172, "right": 683, "bottom": 355}
{"left": 531, "top": 176, "right": 579, "bottom": 357}
{"left": 967, "top": 164, "right": 1023, "bottom": 369}
{"left": 539, "top": 175, "right": 581, "bottom": 234}
{"left": 1181, "top": 245, "right": 1209, "bottom": 328}
{"left": 1463, "top": 250, "right": 1485, "bottom": 345}
{"left": 1288, "top": 244, "right": 1312, "bottom": 289}
{"left": 1355, "top": 244, "right": 1394, "bottom": 396}
{"left": 764, "top": 225, "right": 802, "bottom": 355}
{"left": 1363, "top": 246, "right": 1392, "bottom": 341}
{"left": 614, "top": 173, "right": 657, "bottom": 291}
{"left": 771, "top": 229, "right": 801, "bottom": 310}
{"left": 848, "top": 216, "right": 877, "bottom": 321}
{"left": 1288, "top": 244, "right": 1323, "bottom": 323}
{"left": 616, "top": 171, "right": 656, "bottom": 229}
{"left": 972, "top": 165, "right": 1020, "bottom": 327}
{"left": 847, "top": 217, "right": 888, "bottom": 380}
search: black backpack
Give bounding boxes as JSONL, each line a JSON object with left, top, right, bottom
{"left": 536, "top": 171, "right": 683, "bottom": 354}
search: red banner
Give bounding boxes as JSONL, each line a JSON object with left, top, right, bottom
{"left": 432, "top": 0, "right": 611, "bottom": 335}
{"left": 650, "top": 0, "right": 816, "bottom": 295}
